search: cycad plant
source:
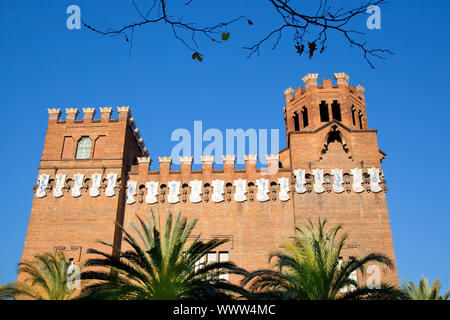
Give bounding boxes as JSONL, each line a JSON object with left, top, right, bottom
{"left": 401, "top": 275, "right": 450, "bottom": 300}
{"left": 242, "top": 218, "right": 404, "bottom": 300}
{"left": 81, "top": 212, "right": 248, "bottom": 300}
{"left": 15, "top": 252, "right": 80, "bottom": 300}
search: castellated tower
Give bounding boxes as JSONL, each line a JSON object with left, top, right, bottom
{"left": 21, "top": 73, "right": 398, "bottom": 287}
{"left": 20, "top": 106, "right": 148, "bottom": 271}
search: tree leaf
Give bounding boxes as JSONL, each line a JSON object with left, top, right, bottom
{"left": 192, "top": 52, "right": 203, "bottom": 62}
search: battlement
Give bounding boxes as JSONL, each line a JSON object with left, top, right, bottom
{"left": 283, "top": 73, "right": 369, "bottom": 134}
{"left": 47, "top": 106, "right": 133, "bottom": 123}
{"left": 43, "top": 107, "right": 148, "bottom": 163}
{"left": 284, "top": 73, "right": 365, "bottom": 105}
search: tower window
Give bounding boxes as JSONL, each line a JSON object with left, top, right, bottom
{"left": 301, "top": 106, "right": 309, "bottom": 128}
{"left": 359, "top": 112, "right": 363, "bottom": 129}
{"left": 351, "top": 107, "right": 356, "bottom": 126}
{"left": 75, "top": 137, "right": 92, "bottom": 159}
{"left": 331, "top": 100, "right": 341, "bottom": 121}
{"left": 320, "top": 101, "right": 329, "bottom": 122}
{"left": 293, "top": 112, "right": 300, "bottom": 131}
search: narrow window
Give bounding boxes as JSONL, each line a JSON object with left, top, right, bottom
{"left": 75, "top": 137, "right": 92, "bottom": 159}
{"left": 331, "top": 100, "right": 341, "bottom": 121}
{"left": 301, "top": 106, "right": 309, "bottom": 128}
{"left": 359, "top": 112, "right": 363, "bottom": 129}
{"left": 293, "top": 112, "right": 300, "bottom": 131}
{"left": 219, "top": 251, "right": 229, "bottom": 280}
{"left": 320, "top": 101, "right": 329, "bottom": 122}
{"left": 351, "top": 107, "right": 356, "bottom": 126}
{"left": 207, "top": 252, "right": 217, "bottom": 264}
{"left": 194, "top": 255, "right": 205, "bottom": 272}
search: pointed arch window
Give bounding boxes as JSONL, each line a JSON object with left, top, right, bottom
{"left": 75, "top": 137, "right": 92, "bottom": 159}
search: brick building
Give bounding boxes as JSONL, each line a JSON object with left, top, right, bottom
{"left": 20, "top": 73, "right": 398, "bottom": 286}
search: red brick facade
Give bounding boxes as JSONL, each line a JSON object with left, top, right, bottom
{"left": 20, "top": 73, "right": 398, "bottom": 286}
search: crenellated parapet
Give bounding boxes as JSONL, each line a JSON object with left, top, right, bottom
{"left": 45, "top": 106, "right": 149, "bottom": 158}
{"left": 283, "top": 72, "right": 369, "bottom": 134}
{"left": 47, "top": 106, "right": 133, "bottom": 123}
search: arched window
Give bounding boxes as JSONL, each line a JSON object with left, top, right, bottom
{"left": 331, "top": 100, "right": 341, "bottom": 121}
{"left": 293, "top": 112, "right": 300, "bottom": 131}
{"left": 75, "top": 137, "right": 92, "bottom": 159}
{"left": 351, "top": 107, "right": 356, "bottom": 126}
{"left": 301, "top": 106, "right": 309, "bottom": 128}
{"left": 358, "top": 112, "right": 364, "bottom": 129}
{"left": 320, "top": 101, "right": 329, "bottom": 122}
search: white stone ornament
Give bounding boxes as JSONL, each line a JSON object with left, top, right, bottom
{"left": 189, "top": 180, "right": 203, "bottom": 203}
{"left": 53, "top": 173, "right": 66, "bottom": 198}
{"left": 126, "top": 180, "right": 137, "bottom": 204}
{"left": 105, "top": 173, "right": 118, "bottom": 197}
{"left": 167, "top": 181, "right": 181, "bottom": 204}
{"left": 72, "top": 173, "right": 84, "bottom": 198}
{"left": 278, "top": 177, "right": 290, "bottom": 201}
{"left": 90, "top": 173, "right": 102, "bottom": 197}
{"left": 233, "top": 179, "right": 247, "bottom": 202}
{"left": 211, "top": 180, "right": 225, "bottom": 203}
{"left": 36, "top": 174, "right": 50, "bottom": 198}
{"left": 351, "top": 168, "right": 364, "bottom": 193}
{"left": 293, "top": 169, "right": 307, "bottom": 193}
{"left": 312, "top": 169, "right": 325, "bottom": 193}
{"left": 331, "top": 168, "right": 345, "bottom": 193}
{"left": 255, "top": 178, "right": 269, "bottom": 202}
{"left": 145, "top": 181, "right": 159, "bottom": 204}
{"left": 368, "top": 167, "right": 382, "bottom": 193}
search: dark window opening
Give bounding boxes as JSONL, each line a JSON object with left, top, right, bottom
{"left": 359, "top": 112, "right": 363, "bottom": 129}
{"left": 293, "top": 112, "right": 300, "bottom": 131}
{"left": 351, "top": 107, "right": 356, "bottom": 126}
{"left": 301, "top": 106, "right": 309, "bottom": 128}
{"left": 327, "top": 130, "right": 342, "bottom": 144}
{"left": 320, "top": 101, "right": 329, "bottom": 122}
{"left": 331, "top": 100, "right": 341, "bottom": 121}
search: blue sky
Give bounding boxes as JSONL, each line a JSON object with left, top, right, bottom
{"left": 1, "top": 1, "right": 449, "bottom": 291}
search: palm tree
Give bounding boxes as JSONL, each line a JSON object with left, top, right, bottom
{"left": 0, "top": 282, "right": 17, "bottom": 300}
{"left": 81, "top": 211, "right": 248, "bottom": 300}
{"left": 401, "top": 275, "right": 450, "bottom": 300}
{"left": 15, "top": 252, "right": 81, "bottom": 300}
{"left": 242, "top": 218, "right": 404, "bottom": 300}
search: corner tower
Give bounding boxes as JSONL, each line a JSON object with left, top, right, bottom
{"left": 20, "top": 107, "right": 147, "bottom": 268}
{"left": 282, "top": 73, "right": 398, "bottom": 284}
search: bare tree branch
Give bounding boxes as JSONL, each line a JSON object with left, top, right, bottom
{"left": 82, "top": 0, "right": 392, "bottom": 68}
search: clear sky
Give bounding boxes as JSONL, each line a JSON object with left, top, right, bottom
{"left": 1, "top": 1, "right": 449, "bottom": 292}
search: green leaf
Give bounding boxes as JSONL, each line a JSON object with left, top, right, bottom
{"left": 191, "top": 52, "right": 203, "bottom": 62}
{"left": 221, "top": 32, "right": 230, "bottom": 41}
